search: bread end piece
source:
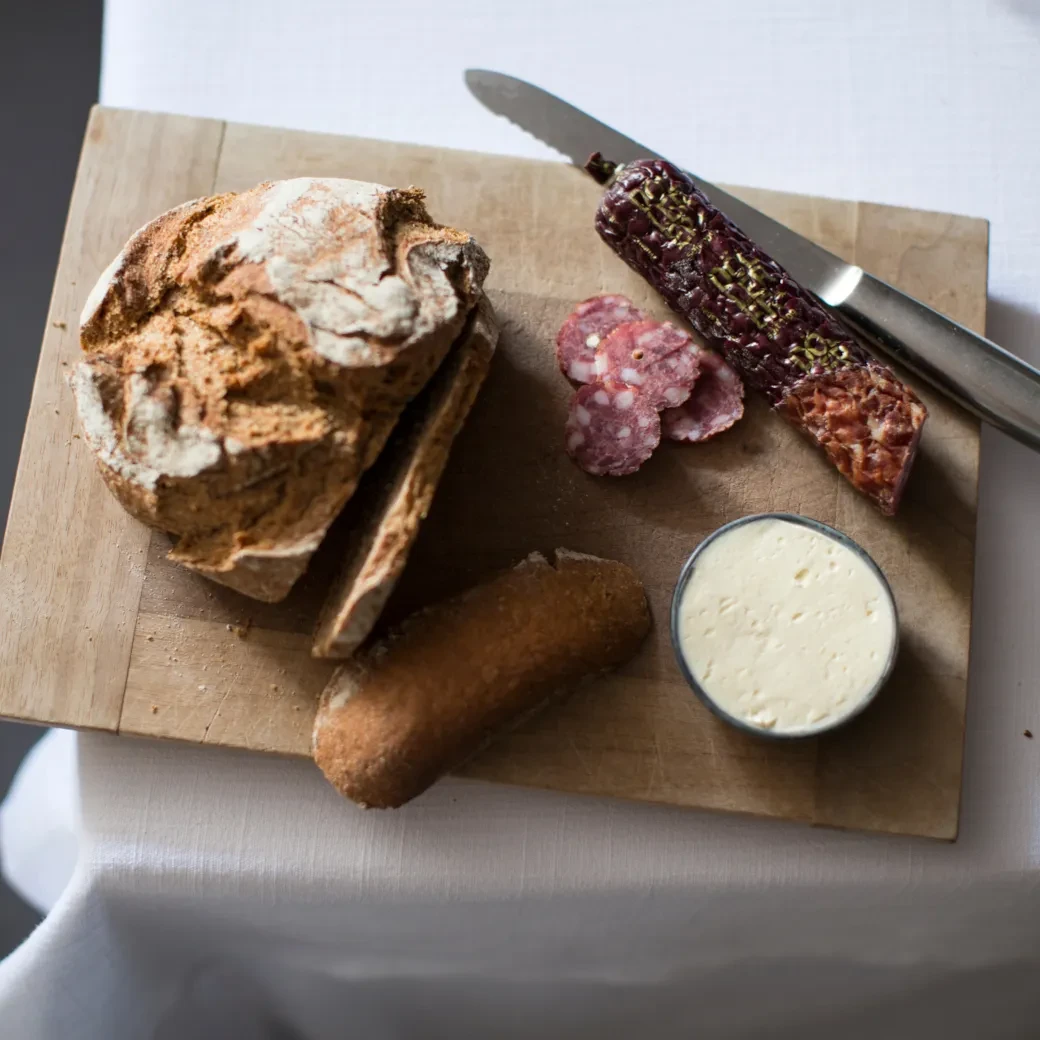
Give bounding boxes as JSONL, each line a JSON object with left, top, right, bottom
{"left": 312, "top": 548, "right": 650, "bottom": 808}
{"left": 312, "top": 296, "right": 499, "bottom": 656}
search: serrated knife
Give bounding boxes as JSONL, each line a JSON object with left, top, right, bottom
{"left": 465, "top": 69, "right": 1040, "bottom": 451}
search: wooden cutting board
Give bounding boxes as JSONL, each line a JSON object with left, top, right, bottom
{"left": 0, "top": 107, "right": 986, "bottom": 839}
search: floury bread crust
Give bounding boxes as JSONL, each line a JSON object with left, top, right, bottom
{"left": 71, "top": 178, "right": 489, "bottom": 601}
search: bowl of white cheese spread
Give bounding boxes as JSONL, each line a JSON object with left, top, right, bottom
{"left": 670, "top": 513, "right": 899, "bottom": 739}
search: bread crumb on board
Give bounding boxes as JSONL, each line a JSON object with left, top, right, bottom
{"left": 52, "top": 320, "right": 67, "bottom": 329}
{"left": 150, "top": 705, "right": 159, "bottom": 714}
{"left": 1025, "top": 730, "right": 1034, "bottom": 739}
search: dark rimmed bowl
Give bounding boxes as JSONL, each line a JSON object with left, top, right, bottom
{"left": 669, "top": 512, "right": 900, "bottom": 740}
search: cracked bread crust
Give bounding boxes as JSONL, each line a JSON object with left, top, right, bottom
{"left": 70, "top": 178, "right": 490, "bottom": 601}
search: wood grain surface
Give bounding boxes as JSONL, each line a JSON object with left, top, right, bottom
{"left": 0, "top": 108, "right": 224, "bottom": 730}
{"left": 0, "top": 107, "right": 988, "bottom": 838}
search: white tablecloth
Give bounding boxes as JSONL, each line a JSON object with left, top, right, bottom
{"left": 3, "top": 1, "right": 1040, "bottom": 1036}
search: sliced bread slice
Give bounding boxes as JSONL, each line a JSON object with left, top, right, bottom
{"left": 312, "top": 296, "right": 499, "bottom": 658}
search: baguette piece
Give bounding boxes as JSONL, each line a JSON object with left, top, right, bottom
{"left": 70, "top": 178, "right": 489, "bottom": 601}
{"left": 312, "top": 296, "right": 499, "bottom": 659}
{"left": 313, "top": 549, "right": 650, "bottom": 808}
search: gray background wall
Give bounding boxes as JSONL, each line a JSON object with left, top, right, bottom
{"left": 0, "top": 0, "right": 103, "bottom": 957}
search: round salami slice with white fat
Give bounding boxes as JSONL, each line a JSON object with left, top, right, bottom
{"left": 593, "top": 320, "right": 700, "bottom": 410}
{"left": 555, "top": 295, "right": 647, "bottom": 383}
{"left": 661, "top": 350, "right": 745, "bottom": 442}
{"left": 565, "top": 383, "right": 661, "bottom": 477}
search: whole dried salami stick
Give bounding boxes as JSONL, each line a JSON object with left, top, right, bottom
{"left": 586, "top": 155, "right": 927, "bottom": 515}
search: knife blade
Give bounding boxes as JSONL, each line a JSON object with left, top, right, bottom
{"left": 465, "top": 68, "right": 1040, "bottom": 451}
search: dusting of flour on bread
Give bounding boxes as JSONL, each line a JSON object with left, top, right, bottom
{"left": 70, "top": 178, "right": 490, "bottom": 602}
{"left": 79, "top": 198, "right": 204, "bottom": 331}
{"left": 79, "top": 251, "right": 126, "bottom": 331}
{"left": 228, "top": 178, "right": 472, "bottom": 368}
{"left": 123, "top": 374, "right": 222, "bottom": 480}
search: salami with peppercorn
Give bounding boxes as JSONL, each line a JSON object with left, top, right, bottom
{"left": 586, "top": 154, "right": 926, "bottom": 514}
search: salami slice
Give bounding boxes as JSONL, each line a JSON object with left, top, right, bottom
{"left": 556, "top": 294, "right": 646, "bottom": 383}
{"left": 565, "top": 382, "right": 661, "bottom": 477}
{"left": 593, "top": 320, "right": 700, "bottom": 410}
{"left": 662, "top": 350, "right": 745, "bottom": 442}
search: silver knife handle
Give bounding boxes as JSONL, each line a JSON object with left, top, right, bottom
{"left": 834, "top": 273, "right": 1040, "bottom": 450}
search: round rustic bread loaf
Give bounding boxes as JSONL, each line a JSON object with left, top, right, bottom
{"left": 70, "top": 178, "right": 489, "bottom": 601}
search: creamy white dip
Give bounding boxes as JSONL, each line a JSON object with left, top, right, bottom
{"left": 674, "top": 517, "right": 897, "bottom": 736}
